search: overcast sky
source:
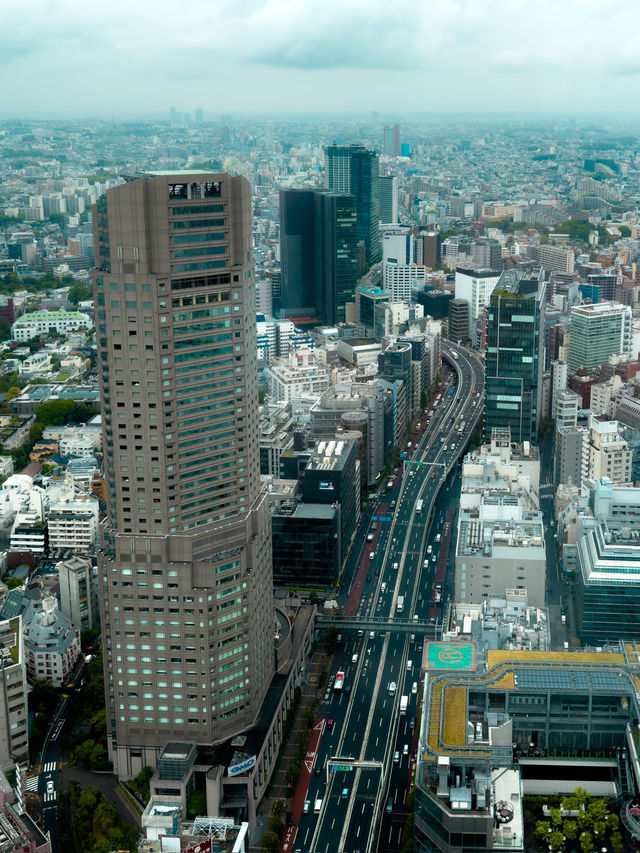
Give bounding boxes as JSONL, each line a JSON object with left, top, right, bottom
{"left": 4, "top": 0, "right": 640, "bottom": 119}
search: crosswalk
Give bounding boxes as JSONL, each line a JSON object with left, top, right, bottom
{"left": 44, "top": 790, "right": 57, "bottom": 803}
{"left": 25, "top": 776, "right": 38, "bottom": 792}
{"left": 43, "top": 762, "right": 56, "bottom": 773}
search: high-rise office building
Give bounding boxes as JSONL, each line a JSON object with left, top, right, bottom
{"left": 279, "top": 189, "right": 358, "bottom": 325}
{"left": 448, "top": 298, "right": 470, "bottom": 344}
{"left": 382, "top": 124, "right": 400, "bottom": 156}
{"left": 484, "top": 268, "right": 546, "bottom": 444}
{"left": 279, "top": 189, "right": 316, "bottom": 318}
{"left": 93, "top": 172, "right": 274, "bottom": 776}
{"left": 379, "top": 175, "right": 398, "bottom": 224}
{"left": 316, "top": 191, "right": 358, "bottom": 324}
{"left": 325, "top": 144, "right": 381, "bottom": 266}
{"left": 567, "top": 302, "right": 632, "bottom": 372}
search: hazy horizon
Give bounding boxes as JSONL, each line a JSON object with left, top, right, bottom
{"left": 3, "top": 0, "right": 640, "bottom": 121}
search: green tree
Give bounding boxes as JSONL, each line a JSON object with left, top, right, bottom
{"left": 29, "top": 679, "right": 57, "bottom": 714}
{"left": 267, "top": 813, "right": 285, "bottom": 837}
{"left": 5, "top": 577, "right": 22, "bottom": 590}
{"left": 29, "top": 422, "right": 45, "bottom": 443}
{"left": 5, "top": 386, "right": 21, "bottom": 401}
{"left": 67, "top": 283, "right": 92, "bottom": 305}
{"left": 89, "top": 743, "right": 107, "bottom": 766}
{"left": 548, "top": 806, "right": 562, "bottom": 827}
{"left": 187, "top": 789, "right": 207, "bottom": 818}
{"left": 549, "top": 830, "right": 564, "bottom": 851}
{"left": 73, "top": 738, "right": 94, "bottom": 767}
{"left": 129, "top": 764, "right": 153, "bottom": 804}
{"left": 36, "top": 399, "right": 76, "bottom": 426}
{"left": 564, "top": 819, "right": 578, "bottom": 840}
{"left": 535, "top": 820, "right": 550, "bottom": 841}
{"left": 587, "top": 797, "right": 609, "bottom": 822}
{"left": 610, "top": 831, "right": 624, "bottom": 853}
{"left": 261, "top": 831, "right": 281, "bottom": 853}
{"left": 579, "top": 830, "right": 593, "bottom": 853}
{"left": 89, "top": 708, "right": 107, "bottom": 735}
{"left": 272, "top": 799, "right": 287, "bottom": 819}
{"left": 577, "top": 808, "right": 591, "bottom": 830}
{"left": 78, "top": 785, "right": 100, "bottom": 812}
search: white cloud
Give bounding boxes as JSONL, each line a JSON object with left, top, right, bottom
{"left": 1, "top": 0, "right": 639, "bottom": 116}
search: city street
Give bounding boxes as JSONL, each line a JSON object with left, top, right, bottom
{"left": 286, "top": 344, "right": 484, "bottom": 852}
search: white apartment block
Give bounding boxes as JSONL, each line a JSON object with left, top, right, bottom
{"left": 47, "top": 495, "right": 99, "bottom": 553}
{"left": 588, "top": 415, "right": 632, "bottom": 485}
{"left": 58, "top": 429, "right": 99, "bottom": 459}
{"left": 455, "top": 500, "right": 546, "bottom": 607}
{"left": 383, "top": 263, "right": 427, "bottom": 302}
{"left": 550, "top": 360, "right": 568, "bottom": 416}
{"left": 11, "top": 310, "right": 93, "bottom": 342}
{"left": 537, "top": 244, "right": 575, "bottom": 274}
{"left": 265, "top": 349, "right": 331, "bottom": 403}
{"left": 590, "top": 375, "right": 623, "bottom": 419}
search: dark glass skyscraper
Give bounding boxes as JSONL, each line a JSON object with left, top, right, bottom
{"left": 279, "top": 188, "right": 358, "bottom": 324}
{"left": 324, "top": 144, "right": 381, "bottom": 266}
{"left": 484, "top": 268, "right": 546, "bottom": 444}
{"left": 279, "top": 189, "right": 316, "bottom": 317}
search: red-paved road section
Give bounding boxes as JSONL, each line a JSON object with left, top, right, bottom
{"left": 280, "top": 718, "right": 325, "bottom": 852}
{"left": 346, "top": 501, "right": 388, "bottom": 616}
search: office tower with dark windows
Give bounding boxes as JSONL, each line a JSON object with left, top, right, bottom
{"left": 484, "top": 268, "right": 546, "bottom": 445}
{"left": 279, "top": 189, "right": 316, "bottom": 319}
{"left": 279, "top": 188, "right": 358, "bottom": 325}
{"left": 325, "top": 144, "right": 381, "bottom": 266}
{"left": 379, "top": 175, "right": 398, "bottom": 225}
{"left": 93, "top": 172, "right": 274, "bottom": 777}
{"left": 448, "top": 298, "right": 470, "bottom": 345}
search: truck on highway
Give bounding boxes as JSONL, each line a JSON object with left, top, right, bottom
{"left": 452, "top": 351, "right": 458, "bottom": 360}
{"left": 397, "top": 595, "right": 404, "bottom": 613}
{"left": 334, "top": 671, "right": 345, "bottom": 691}
{"left": 415, "top": 499, "right": 423, "bottom": 514}
{"left": 400, "top": 695, "right": 408, "bottom": 715}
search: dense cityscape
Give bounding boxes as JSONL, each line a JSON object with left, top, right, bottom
{"left": 0, "top": 105, "right": 639, "bottom": 853}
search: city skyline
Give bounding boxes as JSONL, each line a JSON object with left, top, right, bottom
{"left": 3, "top": 0, "right": 640, "bottom": 118}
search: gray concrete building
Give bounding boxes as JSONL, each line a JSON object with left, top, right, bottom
{"left": 93, "top": 172, "right": 274, "bottom": 778}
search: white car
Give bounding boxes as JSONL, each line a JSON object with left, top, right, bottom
{"left": 46, "top": 780, "right": 54, "bottom": 794}
{"left": 412, "top": 682, "right": 418, "bottom": 694}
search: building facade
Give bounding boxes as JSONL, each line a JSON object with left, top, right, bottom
{"left": 279, "top": 189, "right": 358, "bottom": 324}
{"left": 93, "top": 172, "right": 274, "bottom": 777}
{"left": 325, "top": 144, "right": 381, "bottom": 266}
{"left": 11, "top": 310, "right": 93, "bottom": 342}
{"left": 567, "top": 302, "right": 632, "bottom": 373}
{"left": 484, "top": 269, "right": 546, "bottom": 444}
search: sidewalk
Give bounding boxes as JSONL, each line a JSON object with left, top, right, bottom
{"left": 249, "top": 641, "right": 329, "bottom": 851}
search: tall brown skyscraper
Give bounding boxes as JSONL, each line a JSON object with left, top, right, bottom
{"left": 93, "top": 172, "right": 274, "bottom": 777}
